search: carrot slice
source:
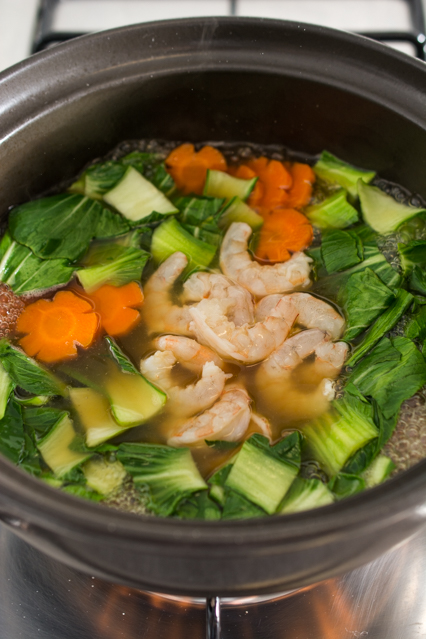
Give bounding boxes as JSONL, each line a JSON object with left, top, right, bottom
{"left": 254, "top": 208, "right": 314, "bottom": 264}
{"left": 88, "top": 282, "right": 144, "bottom": 336}
{"left": 17, "top": 290, "right": 99, "bottom": 363}
{"left": 287, "top": 162, "right": 316, "bottom": 209}
{"left": 166, "top": 144, "right": 227, "bottom": 195}
{"left": 245, "top": 157, "right": 293, "bottom": 210}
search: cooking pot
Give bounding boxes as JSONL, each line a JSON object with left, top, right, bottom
{"left": 0, "top": 17, "right": 426, "bottom": 597}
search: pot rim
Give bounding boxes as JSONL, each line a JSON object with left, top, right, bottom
{"left": 1, "top": 16, "right": 426, "bottom": 547}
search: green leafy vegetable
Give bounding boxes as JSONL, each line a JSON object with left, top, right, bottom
{"left": 23, "top": 406, "right": 68, "bottom": 439}
{"left": 0, "top": 233, "right": 74, "bottom": 295}
{"left": 362, "top": 455, "right": 395, "bottom": 487}
{"left": 346, "top": 290, "right": 413, "bottom": 366}
{"left": 61, "top": 483, "right": 104, "bottom": 501}
{"left": 340, "top": 268, "right": 396, "bottom": 340}
{"left": 358, "top": 180, "right": 426, "bottom": 235}
{"left": 82, "top": 161, "right": 127, "bottom": 199}
{"left": 321, "top": 229, "right": 363, "bottom": 273}
{"left": 303, "top": 396, "right": 378, "bottom": 476}
{"left": 116, "top": 442, "right": 207, "bottom": 516}
{"left": 9, "top": 194, "right": 104, "bottom": 261}
{"left": 314, "top": 151, "right": 375, "bottom": 200}
{"left": 405, "top": 305, "right": 426, "bottom": 341}
{"left": 174, "top": 490, "right": 222, "bottom": 520}
{"left": 342, "top": 439, "right": 378, "bottom": 476}
{"left": 348, "top": 336, "right": 426, "bottom": 418}
{"left": 305, "top": 190, "right": 359, "bottom": 229}
{"left": 175, "top": 195, "right": 225, "bottom": 226}
{"left": 218, "top": 197, "right": 263, "bottom": 231}
{"left": 328, "top": 473, "right": 365, "bottom": 499}
{"left": 221, "top": 489, "right": 267, "bottom": 520}
{"left": 105, "top": 337, "right": 138, "bottom": 374}
{"left": 94, "top": 207, "right": 131, "bottom": 239}
{"left": 0, "top": 340, "right": 66, "bottom": 396}
{"left": 103, "top": 167, "right": 177, "bottom": 223}
{"left": 278, "top": 477, "right": 334, "bottom": 513}
{"left": 410, "top": 266, "right": 426, "bottom": 296}
{"left": 0, "top": 362, "right": 12, "bottom": 420}
{"left": 77, "top": 243, "right": 149, "bottom": 292}
{"left": 122, "top": 152, "right": 175, "bottom": 195}
{"left": 398, "top": 241, "right": 426, "bottom": 275}
{"left": 208, "top": 464, "right": 233, "bottom": 506}
{"left": 314, "top": 243, "right": 400, "bottom": 301}
{"left": 151, "top": 217, "right": 217, "bottom": 273}
{"left": 225, "top": 434, "right": 301, "bottom": 514}
{"left": 0, "top": 397, "right": 26, "bottom": 464}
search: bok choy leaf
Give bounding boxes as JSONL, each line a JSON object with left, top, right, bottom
{"left": 77, "top": 243, "right": 149, "bottom": 292}
{"left": 348, "top": 336, "right": 426, "bottom": 418}
{"left": 0, "top": 232, "right": 74, "bottom": 295}
{"left": 358, "top": 180, "right": 426, "bottom": 235}
{"left": 313, "top": 151, "right": 375, "bottom": 200}
{"left": 0, "top": 340, "right": 66, "bottom": 396}
{"left": 321, "top": 229, "right": 363, "bottom": 273}
{"left": 9, "top": 194, "right": 104, "bottom": 261}
{"left": 346, "top": 290, "right": 413, "bottom": 366}
{"left": 397, "top": 240, "right": 426, "bottom": 275}
{"left": 340, "top": 268, "right": 396, "bottom": 340}
{"left": 116, "top": 442, "right": 207, "bottom": 516}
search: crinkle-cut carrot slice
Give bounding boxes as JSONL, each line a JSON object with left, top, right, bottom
{"left": 254, "top": 208, "right": 314, "bottom": 264}
{"left": 287, "top": 162, "right": 316, "bottom": 209}
{"left": 166, "top": 144, "right": 227, "bottom": 195}
{"left": 88, "top": 282, "right": 144, "bottom": 337}
{"left": 17, "top": 290, "right": 99, "bottom": 363}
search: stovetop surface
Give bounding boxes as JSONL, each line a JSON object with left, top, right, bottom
{"left": 1, "top": 522, "right": 425, "bottom": 639}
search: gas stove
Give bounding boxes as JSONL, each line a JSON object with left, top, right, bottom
{"left": 1, "top": 0, "right": 426, "bottom": 71}
{"left": 1, "top": 520, "right": 425, "bottom": 638}
{"left": 0, "top": 2, "right": 426, "bottom": 638}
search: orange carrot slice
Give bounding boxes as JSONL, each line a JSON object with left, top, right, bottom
{"left": 287, "top": 162, "right": 316, "bottom": 209}
{"left": 88, "top": 282, "right": 144, "bottom": 337}
{"left": 246, "top": 157, "right": 293, "bottom": 210}
{"left": 166, "top": 144, "right": 227, "bottom": 195}
{"left": 254, "top": 208, "right": 313, "bottom": 264}
{"left": 17, "top": 291, "right": 98, "bottom": 363}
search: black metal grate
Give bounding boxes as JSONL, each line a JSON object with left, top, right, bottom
{"left": 31, "top": 0, "right": 426, "bottom": 60}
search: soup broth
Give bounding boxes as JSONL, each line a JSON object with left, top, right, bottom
{"left": 1, "top": 139, "right": 426, "bottom": 520}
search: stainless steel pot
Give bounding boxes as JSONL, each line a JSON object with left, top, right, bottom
{"left": 0, "top": 17, "right": 426, "bottom": 597}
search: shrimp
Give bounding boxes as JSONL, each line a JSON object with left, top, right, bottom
{"left": 189, "top": 297, "right": 289, "bottom": 363}
{"left": 140, "top": 350, "right": 229, "bottom": 418}
{"left": 153, "top": 335, "right": 225, "bottom": 372}
{"left": 220, "top": 222, "right": 312, "bottom": 298}
{"left": 256, "top": 329, "right": 348, "bottom": 420}
{"left": 250, "top": 412, "right": 272, "bottom": 441}
{"left": 256, "top": 292, "right": 345, "bottom": 340}
{"left": 142, "top": 252, "right": 193, "bottom": 336}
{"left": 182, "top": 272, "right": 254, "bottom": 326}
{"left": 259, "top": 329, "right": 348, "bottom": 379}
{"left": 167, "top": 387, "right": 251, "bottom": 446}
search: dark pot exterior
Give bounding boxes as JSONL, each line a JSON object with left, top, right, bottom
{"left": 0, "top": 17, "right": 426, "bottom": 597}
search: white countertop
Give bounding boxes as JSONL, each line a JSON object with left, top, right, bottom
{"left": 0, "top": 0, "right": 425, "bottom": 72}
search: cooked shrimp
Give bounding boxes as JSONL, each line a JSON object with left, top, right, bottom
{"left": 142, "top": 252, "right": 193, "bottom": 336}
{"left": 182, "top": 272, "right": 254, "bottom": 326}
{"left": 256, "top": 292, "right": 345, "bottom": 340}
{"left": 260, "top": 329, "right": 347, "bottom": 378}
{"left": 189, "top": 297, "right": 289, "bottom": 363}
{"left": 250, "top": 412, "right": 272, "bottom": 441}
{"left": 167, "top": 387, "right": 251, "bottom": 446}
{"left": 140, "top": 350, "right": 229, "bottom": 418}
{"left": 153, "top": 335, "right": 225, "bottom": 372}
{"left": 255, "top": 329, "right": 348, "bottom": 421}
{"left": 220, "top": 222, "right": 312, "bottom": 298}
